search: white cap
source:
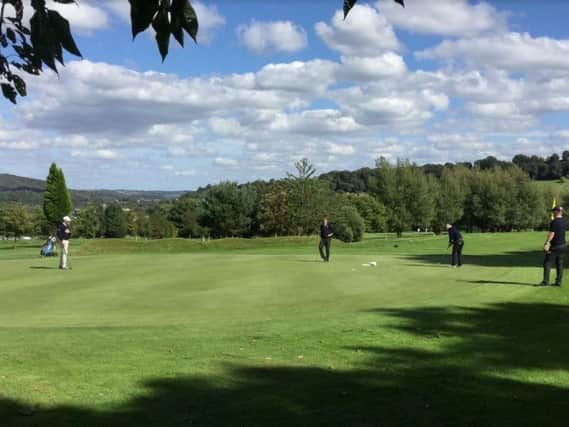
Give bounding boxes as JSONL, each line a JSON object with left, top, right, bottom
{"left": 63, "top": 216, "right": 71, "bottom": 223}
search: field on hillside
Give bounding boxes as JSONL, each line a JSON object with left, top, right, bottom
{"left": 1, "top": 233, "right": 569, "bottom": 426}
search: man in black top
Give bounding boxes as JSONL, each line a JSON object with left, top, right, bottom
{"left": 446, "top": 223, "right": 464, "bottom": 267}
{"left": 319, "top": 216, "right": 334, "bottom": 262}
{"left": 541, "top": 206, "right": 567, "bottom": 286}
{"left": 56, "top": 215, "right": 72, "bottom": 270}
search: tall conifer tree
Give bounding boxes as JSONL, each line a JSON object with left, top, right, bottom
{"left": 43, "top": 163, "right": 72, "bottom": 225}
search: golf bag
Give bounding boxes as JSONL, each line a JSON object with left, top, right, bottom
{"left": 40, "top": 237, "right": 57, "bottom": 257}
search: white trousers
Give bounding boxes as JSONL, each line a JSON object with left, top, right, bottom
{"left": 59, "top": 240, "right": 69, "bottom": 269}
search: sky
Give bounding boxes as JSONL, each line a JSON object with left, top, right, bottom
{"left": 2, "top": 0, "right": 569, "bottom": 190}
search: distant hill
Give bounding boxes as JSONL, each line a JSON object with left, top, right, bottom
{"left": 0, "top": 174, "right": 183, "bottom": 207}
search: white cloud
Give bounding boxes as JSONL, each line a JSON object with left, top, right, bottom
{"left": 426, "top": 133, "right": 491, "bottom": 152}
{"left": 0, "top": 141, "right": 38, "bottom": 150}
{"left": 555, "top": 130, "right": 569, "bottom": 141}
{"left": 99, "top": 0, "right": 130, "bottom": 21}
{"left": 339, "top": 53, "right": 407, "bottom": 81}
{"left": 44, "top": 1, "right": 109, "bottom": 32}
{"left": 19, "top": 60, "right": 327, "bottom": 135}
{"left": 214, "top": 157, "right": 238, "bottom": 167}
{"left": 331, "top": 81, "right": 449, "bottom": 128}
{"left": 162, "top": 165, "right": 197, "bottom": 177}
{"left": 175, "top": 170, "right": 196, "bottom": 177}
{"left": 208, "top": 118, "right": 244, "bottom": 137}
{"left": 193, "top": 1, "right": 226, "bottom": 44}
{"left": 50, "top": 0, "right": 226, "bottom": 42}
{"left": 267, "top": 110, "right": 363, "bottom": 135}
{"left": 71, "top": 149, "right": 120, "bottom": 160}
{"left": 237, "top": 20, "right": 307, "bottom": 54}
{"left": 17, "top": 1, "right": 109, "bottom": 33}
{"left": 315, "top": 4, "right": 400, "bottom": 57}
{"left": 256, "top": 60, "right": 338, "bottom": 96}
{"left": 378, "top": 0, "right": 505, "bottom": 37}
{"left": 418, "top": 32, "right": 569, "bottom": 73}
{"left": 7, "top": 0, "right": 569, "bottom": 190}
{"left": 327, "top": 143, "right": 355, "bottom": 156}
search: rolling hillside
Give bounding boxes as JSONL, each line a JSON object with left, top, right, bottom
{"left": 0, "top": 173, "right": 183, "bottom": 207}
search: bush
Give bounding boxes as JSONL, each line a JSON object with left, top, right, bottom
{"left": 344, "top": 193, "right": 388, "bottom": 232}
{"left": 103, "top": 203, "right": 127, "bottom": 238}
{"left": 331, "top": 205, "right": 365, "bottom": 243}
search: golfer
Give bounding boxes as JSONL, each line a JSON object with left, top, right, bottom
{"left": 56, "top": 216, "right": 72, "bottom": 270}
{"left": 540, "top": 206, "right": 567, "bottom": 287}
{"left": 446, "top": 223, "right": 464, "bottom": 267}
{"left": 319, "top": 216, "right": 334, "bottom": 262}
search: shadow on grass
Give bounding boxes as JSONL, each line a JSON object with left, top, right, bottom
{"left": 462, "top": 279, "right": 538, "bottom": 287}
{"left": 2, "top": 302, "right": 569, "bottom": 426}
{"left": 409, "top": 250, "right": 545, "bottom": 268}
{"left": 29, "top": 266, "right": 59, "bottom": 270}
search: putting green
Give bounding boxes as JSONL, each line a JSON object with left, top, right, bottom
{"left": 1, "top": 233, "right": 568, "bottom": 426}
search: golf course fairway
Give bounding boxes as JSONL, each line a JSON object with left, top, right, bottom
{"left": 1, "top": 232, "right": 569, "bottom": 426}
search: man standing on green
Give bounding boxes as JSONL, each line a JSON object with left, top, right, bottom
{"left": 541, "top": 206, "right": 567, "bottom": 287}
{"left": 319, "top": 216, "right": 334, "bottom": 262}
{"left": 446, "top": 223, "right": 464, "bottom": 267}
{"left": 57, "top": 216, "right": 72, "bottom": 270}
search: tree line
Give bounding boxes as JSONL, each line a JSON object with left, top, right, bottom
{"left": 1, "top": 157, "right": 565, "bottom": 242}
{"left": 321, "top": 152, "right": 569, "bottom": 193}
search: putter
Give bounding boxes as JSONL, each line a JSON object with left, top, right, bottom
{"left": 443, "top": 246, "right": 451, "bottom": 265}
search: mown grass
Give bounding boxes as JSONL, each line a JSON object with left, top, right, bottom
{"left": 1, "top": 232, "right": 568, "bottom": 426}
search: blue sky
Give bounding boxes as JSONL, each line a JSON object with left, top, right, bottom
{"left": 2, "top": 0, "right": 569, "bottom": 190}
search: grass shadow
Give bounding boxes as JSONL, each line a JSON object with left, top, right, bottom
{"left": 462, "top": 279, "right": 539, "bottom": 287}
{"left": 29, "top": 266, "right": 59, "bottom": 270}
{"left": 400, "top": 263, "right": 454, "bottom": 268}
{"left": 408, "top": 250, "right": 546, "bottom": 268}
{"left": 3, "top": 302, "right": 569, "bottom": 426}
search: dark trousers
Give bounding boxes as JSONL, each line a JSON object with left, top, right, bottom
{"left": 319, "top": 238, "right": 331, "bottom": 261}
{"left": 543, "top": 246, "right": 567, "bottom": 285}
{"left": 452, "top": 240, "right": 464, "bottom": 266}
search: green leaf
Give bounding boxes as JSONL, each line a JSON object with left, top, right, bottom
{"left": 129, "top": 0, "right": 159, "bottom": 39}
{"left": 180, "top": 0, "right": 198, "bottom": 43}
{"left": 47, "top": 10, "right": 82, "bottom": 57}
{"left": 12, "top": 75, "right": 27, "bottom": 97}
{"left": 5, "top": 0, "right": 24, "bottom": 21}
{"left": 152, "top": 2, "right": 170, "bottom": 61}
{"left": 6, "top": 28, "right": 17, "bottom": 43}
{"left": 344, "top": 0, "right": 404, "bottom": 19}
{"left": 343, "top": 0, "right": 357, "bottom": 19}
{"left": 31, "top": 0, "right": 45, "bottom": 11}
{"left": 30, "top": 11, "right": 59, "bottom": 72}
{"left": 170, "top": 0, "right": 185, "bottom": 47}
{"left": 1, "top": 83, "right": 17, "bottom": 104}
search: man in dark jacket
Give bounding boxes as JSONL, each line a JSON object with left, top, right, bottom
{"left": 446, "top": 223, "right": 464, "bottom": 267}
{"left": 541, "top": 206, "right": 567, "bottom": 286}
{"left": 56, "top": 216, "right": 72, "bottom": 270}
{"left": 319, "top": 216, "right": 334, "bottom": 262}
